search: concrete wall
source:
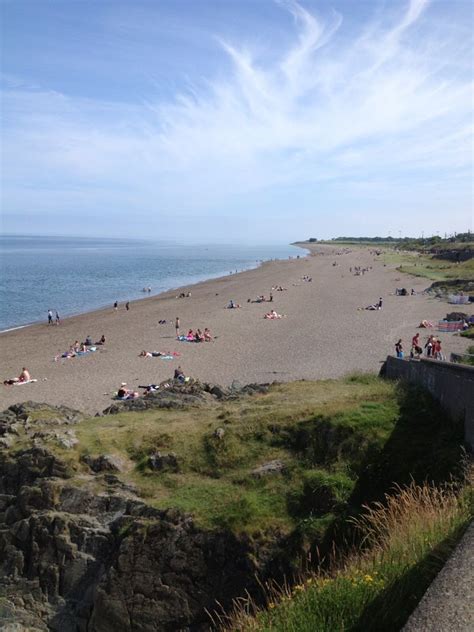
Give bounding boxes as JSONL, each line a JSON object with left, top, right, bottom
{"left": 383, "top": 356, "right": 474, "bottom": 451}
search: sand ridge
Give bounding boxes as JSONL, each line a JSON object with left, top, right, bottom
{"left": 0, "top": 244, "right": 471, "bottom": 414}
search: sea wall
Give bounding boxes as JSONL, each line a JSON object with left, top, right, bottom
{"left": 383, "top": 356, "right": 474, "bottom": 452}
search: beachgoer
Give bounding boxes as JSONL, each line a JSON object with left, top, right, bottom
{"left": 425, "top": 335, "right": 434, "bottom": 357}
{"left": 378, "top": 297, "right": 383, "bottom": 310}
{"left": 411, "top": 333, "right": 422, "bottom": 357}
{"left": 19, "top": 367, "right": 31, "bottom": 382}
{"left": 204, "top": 327, "right": 212, "bottom": 341}
{"left": 55, "top": 311, "right": 60, "bottom": 325}
{"left": 174, "top": 366, "right": 185, "bottom": 383}
{"left": 85, "top": 335, "right": 93, "bottom": 346}
{"left": 117, "top": 382, "right": 138, "bottom": 399}
{"left": 96, "top": 335, "right": 106, "bottom": 345}
{"left": 175, "top": 317, "right": 180, "bottom": 337}
{"left": 186, "top": 329, "right": 194, "bottom": 341}
{"left": 126, "top": 302, "right": 130, "bottom": 311}
{"left": 434, "top": 339, "right": 443, "bottom": 360}
{"left": 395, "top": 339, "right": 403, "bottom": 359}
{"left": 195, "top": 328, "right": 204, "bottom": 342}
{"left": 48, "top": 310, "right": 53, "bottom": 325}
{"left": 114, "top": 301, "right": 118, "bottom": 311}
{"left": 269, "top": 293, "right": 273, "bottom": 302}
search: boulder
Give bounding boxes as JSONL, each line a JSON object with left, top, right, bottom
{"left": 82, "top": 454, "right": 127, "bottom": 473}
{"left": 251, "top": 460, "right": 285, "bottom": 478}
{"left": 148, "top": 452, "right": 179, "bottom": 473}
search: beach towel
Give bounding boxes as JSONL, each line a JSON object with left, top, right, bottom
{"left": 438, "top": 320, "right": 463, "bottom": 332}
{"left": 12, "top": 379, "right": 38, "bottom": 386}
{"left": 160, "top": 355, "right": 174, "bottom": 360}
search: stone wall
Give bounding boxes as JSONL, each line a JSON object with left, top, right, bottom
{"left": 383, "top": 356, "right": 474, "bottom": 451}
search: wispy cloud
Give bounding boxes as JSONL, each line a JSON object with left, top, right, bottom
{"left": 1, "top": 0, "right": 472, "bottom": 238}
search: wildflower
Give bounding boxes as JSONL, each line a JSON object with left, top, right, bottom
{"left": 364, "top": 575, "right": 374, "bottom": 583}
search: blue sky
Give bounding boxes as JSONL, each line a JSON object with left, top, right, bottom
{"left": 1, "top": 0, "right": 473, "bottom": 242}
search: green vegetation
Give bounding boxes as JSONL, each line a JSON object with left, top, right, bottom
{"left": 381, "top": 249, "right": 474, "bottom": 285}
{"left": 460, "top": 328, "right": 474, "bottom": 340}
{"left": 15, "top": 374, "right": 461, "bottom": 539}
{"left": 221, "top": 481, "right": 472, "bottom": 631}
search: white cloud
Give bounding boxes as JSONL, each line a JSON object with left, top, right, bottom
{"left": 1, "top": 0, "right": 472, "bottom": 238}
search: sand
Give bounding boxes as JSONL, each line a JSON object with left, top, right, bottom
{"left": 0, "top": 244, "right": 472, "bottom": 414}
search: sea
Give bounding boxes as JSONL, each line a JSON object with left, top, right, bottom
{"left": 0, "top": 236, "right": 304, "bottom": 331}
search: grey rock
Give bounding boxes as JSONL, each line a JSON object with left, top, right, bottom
{"left": 148, "top": 451, "right": 179, "bottom": 472}
{"left": 251, "top": 460, "right": 285, "bottom": 478}
{"left": 82, "top": 454, "right": 127, "bottom": 473}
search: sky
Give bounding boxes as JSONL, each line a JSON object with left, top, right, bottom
{"left": 1, "top": 0, "right": 473, "bottom": 243}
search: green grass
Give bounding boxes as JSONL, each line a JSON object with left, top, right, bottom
{"left": 221, "top": 482, "right": 472, "bottom": 631}
{"left": 382, "top": 249, "right": 474, "bottom": 286}
{"left": 460, "top": 328, "right": 474, "bottom": 340}
{"left": 15, "top": 376, "right": 465, "bottom": 539}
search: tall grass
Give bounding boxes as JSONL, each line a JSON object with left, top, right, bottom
{"left": 215, "top": 480, "right": 472, "bottom": 631}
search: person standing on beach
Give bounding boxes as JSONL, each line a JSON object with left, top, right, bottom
{"left": 378, "top": 297, "right": 383, "bottom": 310}
{"left": 114, "top": 301, "right": 118, "bottom": 311}
{"left": 48, "top": 309, "right": 53, "bottom": 325}
{"left": 175, "top": 317, "right": 180, "bottom": 337}
{"left": 126, "top": 302, "right": 130, "bottom": 311}
{"left": 395, "top": 339, "right": 403, "bottom": 359}
{"left": 55, "top": 311, "right": 60, "bottom": 325}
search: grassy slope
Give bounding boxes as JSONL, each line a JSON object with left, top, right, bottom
{"left": 16, "top": 374, "right": 462, "bottom": 540}
{"left": 382, "top": 250, "right": 474, "bottom": 286}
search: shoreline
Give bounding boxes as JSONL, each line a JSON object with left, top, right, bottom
{"left": 0, "top": 243, "right": 471, "bottom": 414}
{"left": 0, "top": 249, "right": 308, "bottom": 334}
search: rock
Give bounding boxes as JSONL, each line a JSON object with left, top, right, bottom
{"left": 209, "top": 385, "right": 228, "bottom": 399}
{"left": 148, "top": 451, "right": 179, "bottom": 473}
{"left": 251, "top": 460, "right": 285, "bottom": 478}
{"left": 82, "top": 454, "right": 127, "bottom": 473}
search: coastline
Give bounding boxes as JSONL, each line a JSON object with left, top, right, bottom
{"left": 0, "top": 243, "right": 471, "bottom": 414}
{"left": 0, "top": 247, "right": 306, "bottom": 334}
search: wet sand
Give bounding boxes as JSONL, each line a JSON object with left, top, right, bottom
{"left": 0, "top": 244, "right": 471, "bottom": 414}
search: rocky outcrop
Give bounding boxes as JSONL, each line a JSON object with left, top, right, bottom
{"left": 0, "top": 446, "right": 287, "bottom": 631}
{"left": 102, "top": 380, "right": 270, "bottom": 415}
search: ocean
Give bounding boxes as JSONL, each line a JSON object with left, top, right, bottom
{"left": 0, "top": 236, "right": 304, "bottom": 331}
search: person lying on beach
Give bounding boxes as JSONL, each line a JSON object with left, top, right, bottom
{"left": 272, "top": 286, "right": 287, "bottom": 291}
{"left": 117, "top": 383, "right": 139, "bottom": 400}
{"left": 226, "top": 300, "right": 241, "bottom": 309}
{"left": 139, "top": 350, "right": 164, "bottom": 357}
{"left": 195, "top": 329, "right": 205, "bottom": 342}
{"left": 158, "top": 320, "right": 167, "bottom": 325}
{"left": 264, "top": 310, "right": 283, "bottom": 319}
{"left": 4, "top": 367, "right": 36, "bottom": 385}
{"left": 204, "top": 328, "right": 212, "bottom": 341}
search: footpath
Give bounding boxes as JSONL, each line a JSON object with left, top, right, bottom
{"left": 403, "top": 521, "right": 473, "bottom": 631}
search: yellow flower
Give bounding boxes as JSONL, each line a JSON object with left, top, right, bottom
{"left": 364, "top": 575, "right": 373, "bottom": 583}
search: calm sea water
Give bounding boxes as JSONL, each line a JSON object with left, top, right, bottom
{"left": 0, "top": 236, "right": 304, "bottom": 331}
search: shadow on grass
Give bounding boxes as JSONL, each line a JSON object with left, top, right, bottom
{"left": 322, "top": 381, "right": 465, "bottom": 552}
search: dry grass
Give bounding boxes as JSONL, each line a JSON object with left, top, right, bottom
{"left": 216, "top": 479, "right": 472, "bottom": 631}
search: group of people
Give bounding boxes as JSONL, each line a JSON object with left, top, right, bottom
{"left": 301, "top": 275, "right": 312, "bottom": 282}
{"left": 176, "top": 292, "right": 191, "bottom": 299}
{"left": 350, "top": 266, "right": 372, "bottom": 276}
{"left": 178, "top": 328, "right": 213, "bottom": 342}
{"left": 248, "top": 294, "right": 273, "bottom": 303}
{"left": 55, "top": 335, "right": 105, "bottom": 360}
{"left": 47, "top": 310, "right": 60, "bottom": 325}
{"left": 395, "top": 288, "right": 416, "bottom": 296}
{"left": 395, "top": 333, "right": 444, "bottom": 361}
{"left": 226, "top": 300, "right": 242, "bottom": 309}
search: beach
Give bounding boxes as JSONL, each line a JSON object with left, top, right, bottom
{"left": 0, "top": 244, "right": 471, "bottom": 414}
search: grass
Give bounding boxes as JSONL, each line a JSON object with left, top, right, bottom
{"left": 381, "top": 249, "right": 474, "bottom": 287}
{"left": 460, "top": 328, "right": 474, "bottom": 340}
{"left": 11, "top": 375, "right": 451, "bottom": 539}
{"left": 217, "top": 481, "right": 473, "bottom": 631}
